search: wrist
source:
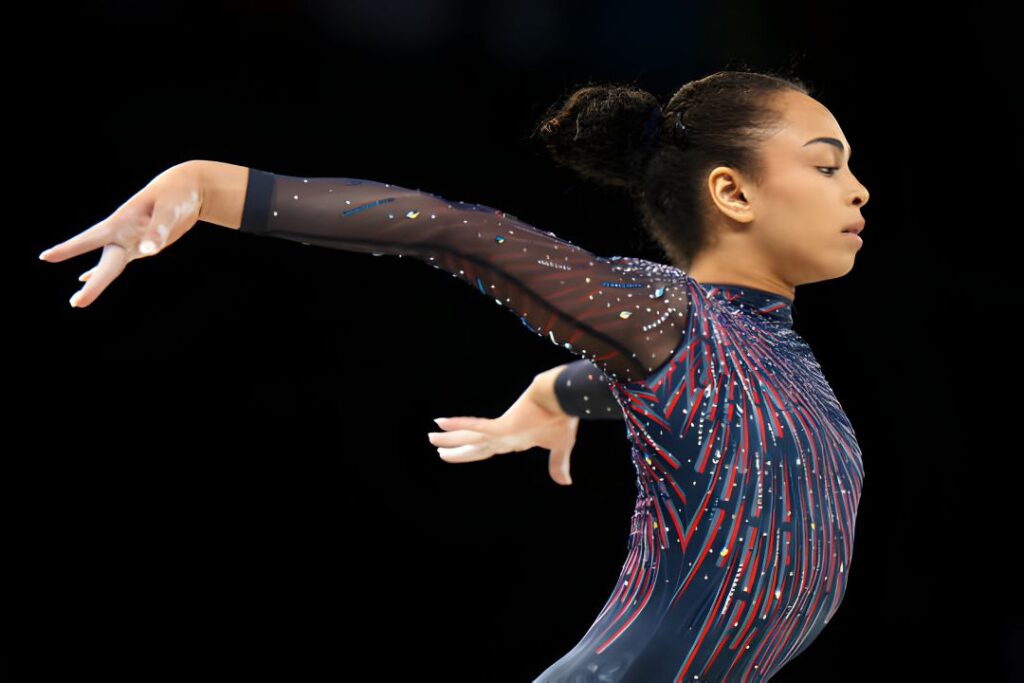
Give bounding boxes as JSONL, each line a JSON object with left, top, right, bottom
{"left": 189, "top": 159, "right": 250, "bottom": 230}
{"left": 528, "top": 366, "right": 570, "bottom": 416}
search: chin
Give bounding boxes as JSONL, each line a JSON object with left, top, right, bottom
{"left": 808, "top": 257, "right": 856, "bottom": 283}
{"left": 834, "top": 258, "right": 857, "bottom": 279}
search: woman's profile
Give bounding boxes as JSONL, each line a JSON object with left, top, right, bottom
{"left": 39, "top": 68, "right": 869, "bottom": 681}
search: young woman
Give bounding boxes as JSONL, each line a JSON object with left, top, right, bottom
{"left": 39, "top": 69, "right": 869, "bottom": 681}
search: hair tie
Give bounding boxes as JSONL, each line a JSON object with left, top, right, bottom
{"left": 639, "top": 107, "right": 688, "bottom": 157}
{"left": 674, "top": 111, "right": 687, "bottom": 134}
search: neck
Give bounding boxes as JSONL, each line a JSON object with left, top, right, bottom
{"left": 685, "top": 267, "right": 796, "bottom": 302}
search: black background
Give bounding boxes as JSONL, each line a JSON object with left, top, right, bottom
{"left": 13, "top": 1, "right": 1021, "bottom": 680}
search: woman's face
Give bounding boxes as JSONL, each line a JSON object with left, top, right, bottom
{"left": 708, "top": 90, "right": 871, "bottom": 286}
{"left": 749, "top": 90, "right": 868, "bottom": 282}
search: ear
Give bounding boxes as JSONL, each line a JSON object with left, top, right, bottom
{"left": 706, "top": 166, "right": 755, "bottom": 225}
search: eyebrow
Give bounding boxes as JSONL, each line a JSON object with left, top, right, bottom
{"left": 803, "top": 136, "right": 851, "bottom": 159}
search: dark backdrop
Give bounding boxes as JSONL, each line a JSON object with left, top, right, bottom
{"left": 13, "top": 1, "right": 1020, "bottom": 680}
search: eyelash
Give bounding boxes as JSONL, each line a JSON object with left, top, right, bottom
{"left": 817, "top": 167, "right": 840, "bottom": 177}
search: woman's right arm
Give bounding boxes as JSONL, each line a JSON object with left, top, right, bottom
{"left": 197, "top": 161, "right": 692, "bottom": 385}
{"left": 42, "top": 158, "right": 690, "bottom": 389}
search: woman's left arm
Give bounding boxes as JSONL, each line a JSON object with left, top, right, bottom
{"left": 531, "top": 360, "right": 623, "bottom": 420}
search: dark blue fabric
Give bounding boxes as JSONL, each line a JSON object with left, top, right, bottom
{"left": 554, "top": 359, "right": 622, "bottom": 420}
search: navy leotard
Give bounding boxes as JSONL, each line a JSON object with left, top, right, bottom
{"left": 238, "top": 168, "right": 865, "bottom": 681}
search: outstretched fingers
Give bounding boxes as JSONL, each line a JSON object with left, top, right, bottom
{"left": 39, "top": 221, "right": 114, "bottom": 264}
{"left": 428, "top": 424, "right": 494, "bottom": 463}
{"left": 68, "top": 243, "right": 128, "bottom": 308}
{"left": 429, "top": 414, "right": 578, "bottom": 486}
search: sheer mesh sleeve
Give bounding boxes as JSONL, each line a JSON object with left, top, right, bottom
{"left": 554, "top": 359, "right": 622, "bottom": 420}
{"left": 238, "top": 167, "right": 690, "bottom": 384}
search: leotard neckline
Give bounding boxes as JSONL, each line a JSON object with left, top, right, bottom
{"left": 697, "top": 281, "right": 795, "bottom": 327}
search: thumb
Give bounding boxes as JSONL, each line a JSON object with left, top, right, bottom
{"left": 130, "top": 191, "right": 199, "bottom": 260}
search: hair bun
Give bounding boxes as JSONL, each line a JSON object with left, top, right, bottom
{"left": 531, "top": 84, "right": 663, "bottom": 192}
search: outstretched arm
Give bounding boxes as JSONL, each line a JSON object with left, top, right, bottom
{"left": 197, "top": 160, "right": 691, "bottom": 385}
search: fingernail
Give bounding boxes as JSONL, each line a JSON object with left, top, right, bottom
{"left": 434, "top": 418, "right": 446, "bottom": 425}
{"left": 39, "top": 248, "right": 52, "bottom": 260}
{"left": 69, "top": 290, "right": 83, "bottom": 307}
{"left": 139, "top": 240, "right": 156, "bottom": 255}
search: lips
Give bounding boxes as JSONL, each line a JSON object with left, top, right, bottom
{"left": 842, "top": 220, "right": 865, "bottom": 235}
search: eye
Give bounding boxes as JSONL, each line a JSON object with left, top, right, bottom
{"left": 817, "top": 166, "right": 840, "bottom": 177}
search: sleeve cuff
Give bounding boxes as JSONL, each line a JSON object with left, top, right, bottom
{"left": 238, "top": 167, "right": 275, "bottom": 235}
{"left": 554, "top": 360, "right": 622, "bottom": 420}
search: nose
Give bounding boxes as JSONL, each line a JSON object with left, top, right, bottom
{"left": 853, "top": 180, "right": 869, "bottom": 207}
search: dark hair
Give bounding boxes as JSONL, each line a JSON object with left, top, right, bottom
{"left": 528, "top": 68, "right": 812, "bottom": 271}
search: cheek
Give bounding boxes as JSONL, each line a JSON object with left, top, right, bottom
{"left": 756, "top": 180, "right": 817, "bottom": 238}
{"left": 758, "top": 169, "right": 819, "bottom": 217}
{"left": 782, "top": 175, "right": 831, "bottom": 213}
{"left": 771, "top": 178, "right": 840, "bottom": 237}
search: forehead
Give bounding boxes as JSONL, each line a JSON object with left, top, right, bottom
{"left": 768, "top": 91, "right": 849, "bottom": 154}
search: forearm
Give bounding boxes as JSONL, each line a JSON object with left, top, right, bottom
{"left": 530, "top": 360, "right": 623, "bottom": 420}
{"left": 189, "top": 159, "right": 249, "bottom": 230}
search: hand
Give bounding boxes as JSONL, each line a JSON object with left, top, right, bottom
{"left": 427, "top": 380, "right": 581, "bottom": 486}
{"left": 38, "top": 161, "right": 204, "bottom": 308}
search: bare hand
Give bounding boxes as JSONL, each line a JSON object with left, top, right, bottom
{"left": 38, "top": 161, "right": 204, "bottom": 308}
{"left": 427, "top": 382, "right": 580, "bottom": 486}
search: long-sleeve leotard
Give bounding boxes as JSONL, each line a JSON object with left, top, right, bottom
{"left": 238, "top": 168, "right": 691, "bottom": 385}
{"left": 236, "top": 168, "right": 865, "bottom": 681}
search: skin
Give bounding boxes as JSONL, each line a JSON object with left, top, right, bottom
{"left": 686, "top": 89, "right": 871, "bottom": 300}
{"left": 429, "top": 369, "right": 580, "bottom": 487}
